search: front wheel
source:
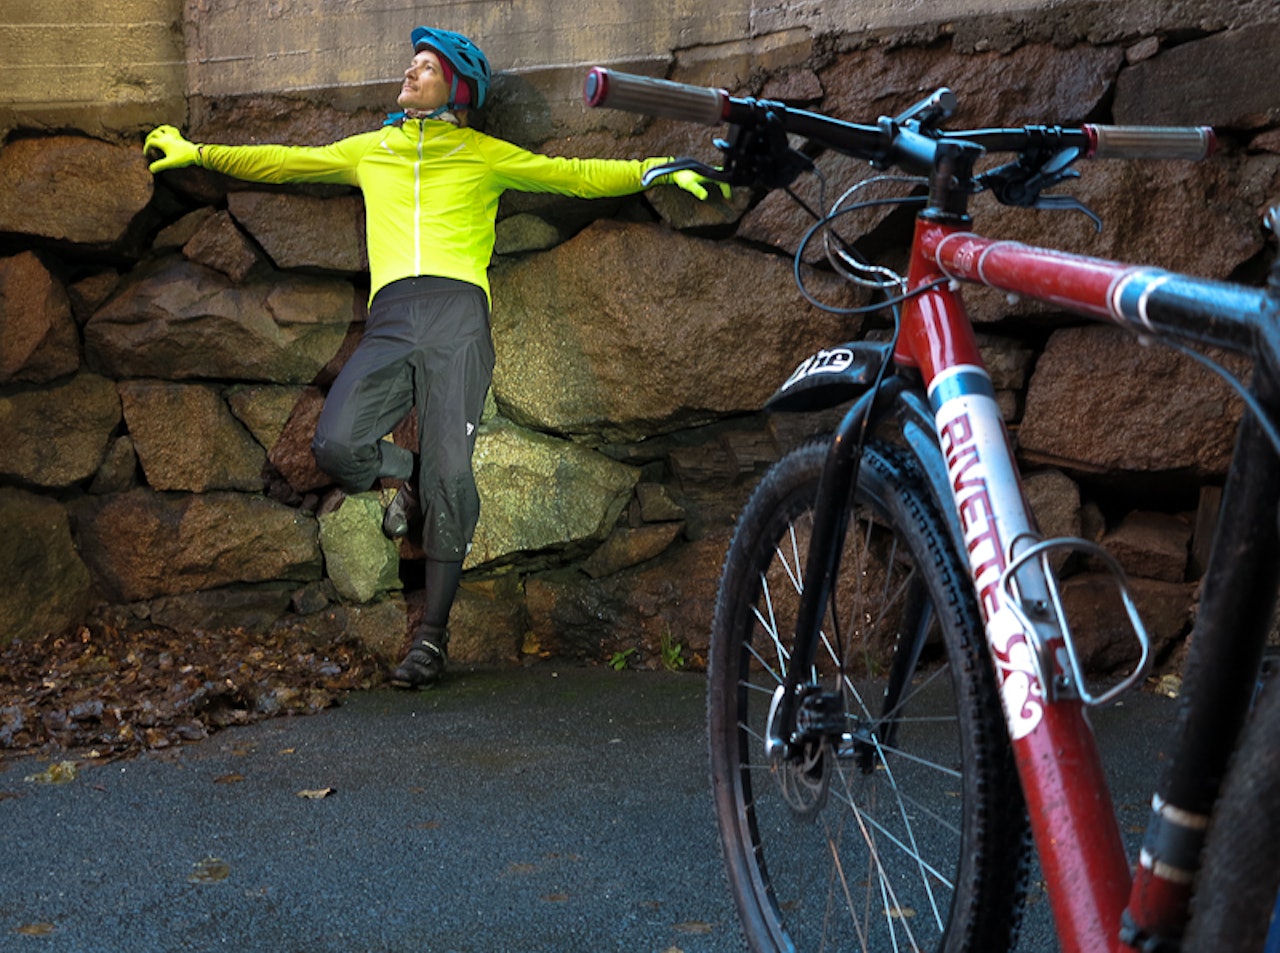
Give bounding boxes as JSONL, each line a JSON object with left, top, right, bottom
{"left": 708, "top": 438, "right": 1029, "bottom": 952}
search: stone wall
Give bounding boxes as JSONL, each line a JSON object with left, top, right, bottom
{"left": 1, "top": 1, "right": 1278, "bottom": 677}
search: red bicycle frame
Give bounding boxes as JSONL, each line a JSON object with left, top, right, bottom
{"left": 895, "top": 214, "right": 1238, "bottom": 953}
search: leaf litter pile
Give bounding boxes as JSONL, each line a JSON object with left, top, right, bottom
{"left": 0, "top": 621, "right": 384, "bottom": 762}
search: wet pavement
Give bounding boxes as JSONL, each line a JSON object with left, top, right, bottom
{"left": 0, "top": 664, "right": 1176, "bottom": 952}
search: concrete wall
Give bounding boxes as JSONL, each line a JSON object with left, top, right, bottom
{"left": 5, "top": 0, "right": 1275, "bottom": 141}
{"left": 0, "top": 0, "right": 184, "bottom": 137}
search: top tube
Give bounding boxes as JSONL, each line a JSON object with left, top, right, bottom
{"left": 926, "top": 231, "right": 1272, "bottom": 357}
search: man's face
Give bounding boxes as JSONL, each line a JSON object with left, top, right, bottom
{"left": 398, "top": 49, "right": 450, "bottom": 112}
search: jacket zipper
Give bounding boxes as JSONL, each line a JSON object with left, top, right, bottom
{"left": 413, "top": 121, "right": 424, "bottom": 275}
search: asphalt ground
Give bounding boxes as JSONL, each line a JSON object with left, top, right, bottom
{"left": 0, "top": 664, "right": 1176, "bottom": 953}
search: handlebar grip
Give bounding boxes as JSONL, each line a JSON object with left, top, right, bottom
{"left": 583, "top": 68, "right": 729, "bottom": 125}
{"left": 1084, "top": 125, "right": 1217, "bottom": 161}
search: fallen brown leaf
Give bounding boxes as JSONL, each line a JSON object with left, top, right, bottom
{"left": 14, "top": 923, "right": 56, "bottom": 937}
{"left": 24, "top": 761, "right": 78, "bottom": 785}
{"left": 673, "top": 920, "right": 714, "bottom": 935}
{"left": 188, "top": 856, "right": 231, "bottom": 883}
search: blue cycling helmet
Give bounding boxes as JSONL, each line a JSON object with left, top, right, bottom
{"left": 410, "top": 27, "right": 492, "bottom": 110}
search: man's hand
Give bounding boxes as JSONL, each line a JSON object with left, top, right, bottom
{"left": 144, "top": 125, "right": 201, "bottom": 173}
{"left": 670, "top": 168, "right": 731, "bottom": 201}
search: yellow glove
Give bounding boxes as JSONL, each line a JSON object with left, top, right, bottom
{"left": 670, "top": 168, "right": 731, "bottom": 201}
{"left": 144, "top": 125, "right": 202, "bottom": 173}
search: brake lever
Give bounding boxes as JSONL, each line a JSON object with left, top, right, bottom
{"left": 640, "top": 157, "right": 727, "bottom": 188}
{"left": 1032, "top": 192, "right": 1104, "bottom": 231}
{"left": 979, "top": 147, "right": 1103, "bottom": 231}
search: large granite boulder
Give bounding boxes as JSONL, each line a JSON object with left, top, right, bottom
{"left": 75, "top": 490, "right": 322, "bottom": 602}
{"left": 0, "top": 135, "right": 153, "bottom": 246}
{"left": 818, "top": 41, "right": 1124, "bottom": 128}
{"left": 227, "top": 191, "right": 367, "bottom": 273}
{"left": 1018, "top": 324, "right": 1246, "bottom": 478}
{"left": 468, "top": 421, "right": 641, "bottom": 569}
{"left": 0, "top": 372, "right": 121, "bottom": 488}
{"left": 1114, "top": 25, "right": 1280, "bottom": 128}
{"left": 491, "top": 220, "right": 857, "bottom": 441}
{"left": 119, "top": 380, "right": 266, "bottom": 492}
{"left": 85, "top": 259, "right": 354, "bottom": 383}
{"left": 0, "top": 251, "right": 80, "bottom": 384}
{"left": 317, "top": 492, "right": 401, "bottom": 604}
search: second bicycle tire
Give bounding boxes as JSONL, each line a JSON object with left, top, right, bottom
{"left": 1184, "top": 669, "right": 1280, "bottom": 951}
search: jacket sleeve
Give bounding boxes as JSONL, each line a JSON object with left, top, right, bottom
{"left": 480, "top": 136, "right": 669, "bottom": 198}
{"left": 198, "top": 133, "right": 376, "bottom": 187}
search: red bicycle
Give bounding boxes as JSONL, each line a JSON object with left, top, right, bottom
{"left": 586, "top": 69, "right": 1280, "bottom": 952}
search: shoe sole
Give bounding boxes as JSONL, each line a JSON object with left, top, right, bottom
{"left": 389, "top": 677, "right": 438, "bottom": 690}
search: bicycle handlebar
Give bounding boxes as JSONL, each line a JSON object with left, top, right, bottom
{"left": 583, "top": 67, "right": 1215, "bottom": 167}
{"left": 583, "top": 68, "right": 730, "bottom": 125}
{"left": 1085, "top": 125, "right": 1215, "bottom": 161}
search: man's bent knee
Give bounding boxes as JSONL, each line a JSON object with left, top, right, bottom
{"left": 311, "top": 435, "right": 380, "bottom": 493}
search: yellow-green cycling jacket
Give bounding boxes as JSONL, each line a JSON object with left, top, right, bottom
{"left": 199, "top": 117, "right": 670, "bottom": 303}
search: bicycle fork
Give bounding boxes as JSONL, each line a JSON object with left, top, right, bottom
{"left": 764, "top": 373, "right": 906, "bottom": 761}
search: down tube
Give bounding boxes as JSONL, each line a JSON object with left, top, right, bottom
{"left": 909, "top": 284, "right": 1134, "bottom": 953}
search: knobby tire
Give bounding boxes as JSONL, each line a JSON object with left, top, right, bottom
{"left": 708, "top": 438, "right": 1030, "bottom": 953}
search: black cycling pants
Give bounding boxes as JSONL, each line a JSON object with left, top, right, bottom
{"left": 312, "top": 276, "right": 494, "bottom": 561}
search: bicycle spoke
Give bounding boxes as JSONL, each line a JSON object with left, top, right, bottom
{"left": 869, "top": 740, "right": 963, "bottom": 780}
{"left": 740, "top": 677, "right": 780, "bottom": 698}
{"left": 745, "top": 634, "right": 785, "bottom": 687}
{"left": 837, "top": 791, "right": 927, "bottom": 951}
{"left": 870, "top": 738, "right": 951, "bottom": 929}
{"left": 878, "top": 662, "right": 952, "bottom": 721}
{"left": 827, "top": 781, "right": 956, "bottom": 892}
{"left": 740, "top": 514, "right": 963, "bottom": 946}
{"left": 779, "top": 525, "right": 805, "bottom": 595}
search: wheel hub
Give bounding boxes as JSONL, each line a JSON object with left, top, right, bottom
{"left": 764, "top": 684, "right": 847, "bottom": 816}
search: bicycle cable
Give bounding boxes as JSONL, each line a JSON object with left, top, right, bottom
{"left": 1158, "top": 337, "right": 1280, "bottom": 460}
{"left": 822, "top": 175, "right": 928, "bottom": 291}
{"left": 791, "top": 166, "right": 1280, "bottom": 459}
{"left": 789, "top": 170, "right": 939, "bottom": 318}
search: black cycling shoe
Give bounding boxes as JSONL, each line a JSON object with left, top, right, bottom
{"left": 390, "top": 627, "right": 448, "bottom": 690}
{"left": 382, "top": 482, "right": 420, "bottom": 540}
